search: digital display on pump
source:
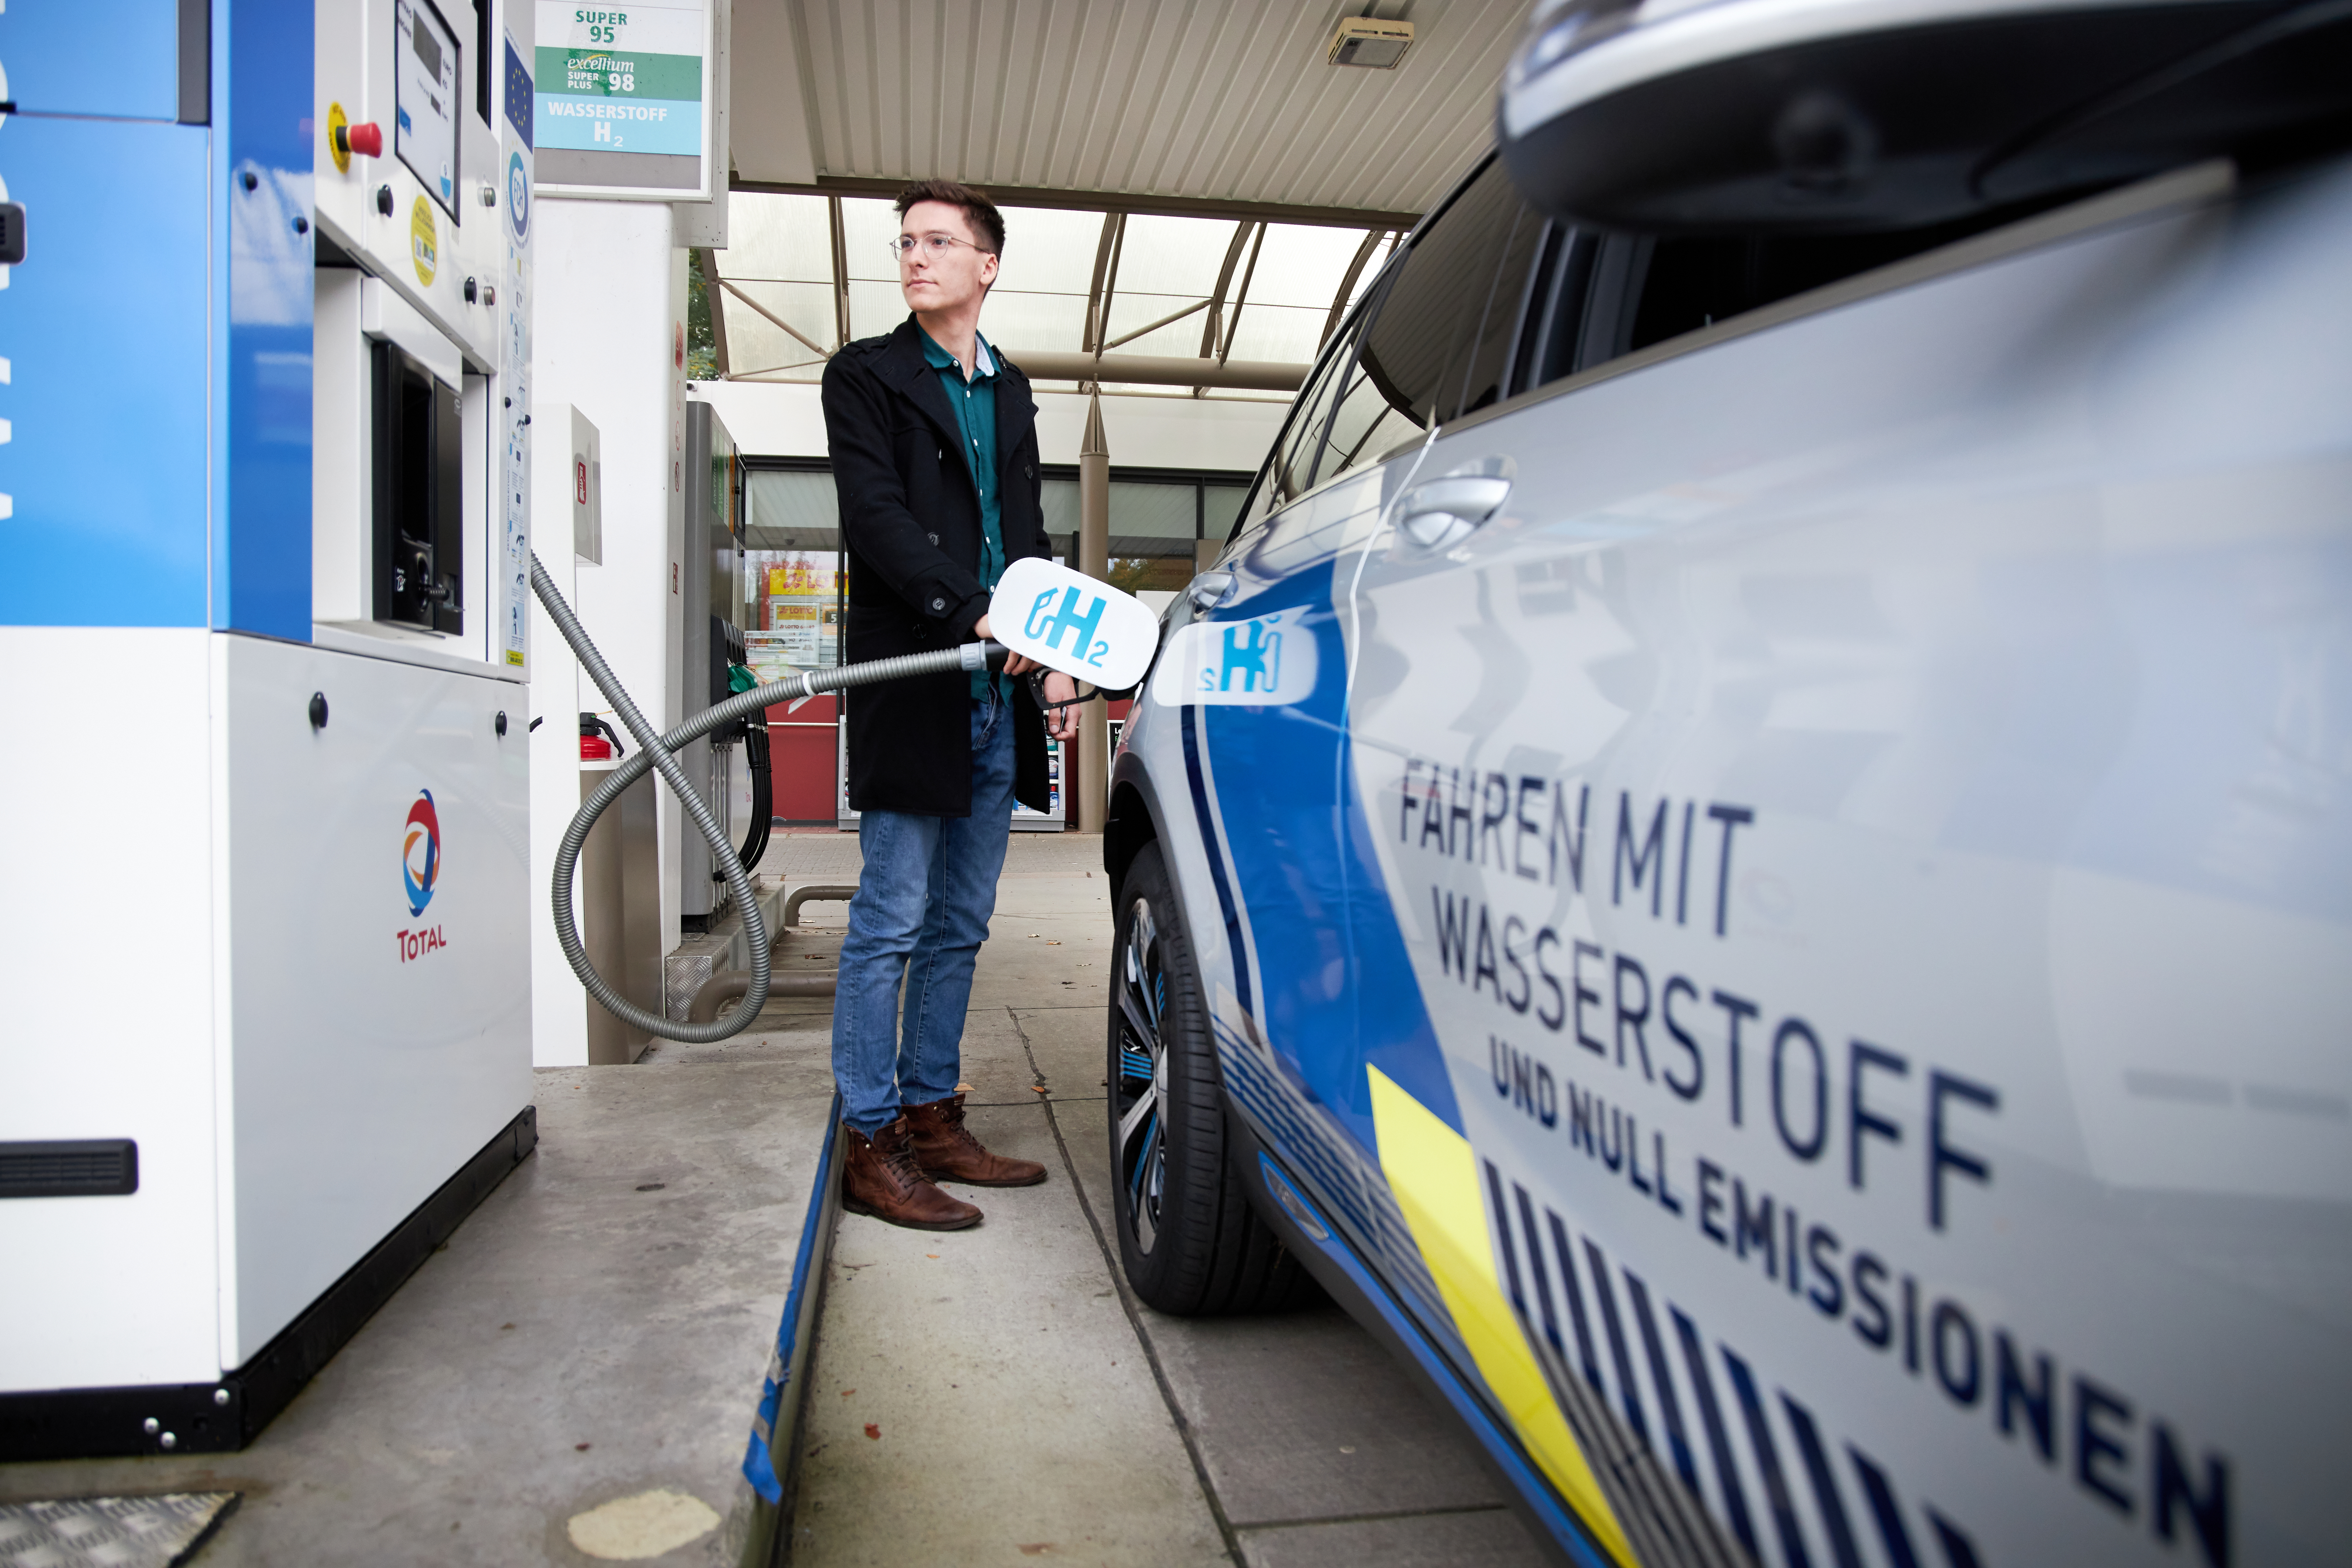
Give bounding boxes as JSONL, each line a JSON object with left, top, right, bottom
{"left": 396, "top": 0, "right": 462, "bottom": 220}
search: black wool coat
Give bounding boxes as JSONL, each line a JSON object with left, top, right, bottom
{"left": 822, "top": 316, "right": 1054, "bottom": 817}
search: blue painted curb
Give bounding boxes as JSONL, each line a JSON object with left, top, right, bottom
{"left": 741, "top": 1093, "right": 843, "bottom": 1506}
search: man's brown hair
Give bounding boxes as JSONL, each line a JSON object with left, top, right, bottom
{"left": 894, "top": 179, "right": 1005, "bottom": 259}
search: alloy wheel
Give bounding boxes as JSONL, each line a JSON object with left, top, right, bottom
{"left": 1114, "top": 894, "right": 1169, "bottom": 1251}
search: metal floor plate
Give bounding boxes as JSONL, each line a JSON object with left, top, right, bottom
{"left": 0, "top": 1493, "right": 237, "bottom": 1568}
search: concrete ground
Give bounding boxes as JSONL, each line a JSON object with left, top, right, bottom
{"left": 0, "top": 830, "right": 1542, "bottom": 1567}
{"left": 0, "top": 1061, "right": 836, "bottom": 1565}
{"left": 734, "top": 832, "right": 1547, "bottom": 1568}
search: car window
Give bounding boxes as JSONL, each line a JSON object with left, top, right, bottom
{"left": 1269, "top": 313, "right": 1367, "bottom": 506}
{"left": 1239, "top": 154, "right": 1556, "bottom": 538}
{"left": 1226, "top": 462, "right": 1275, "bottom": 545}
{"left": 1512, "top": 227, "right": 1597, "bottom": 387}
{"left": 1202, "top": 483, "right": 1247, "bottom": 541}
{"left": 1308, "top": 345, "right": 1422, "bottom": 486}
{"left": 1517, "top": 206, "right": 2038, "bottom": 397}
{"left": 1625, "top": 224, "right": 1991, "bottom": 345}
{"left": 1365, "top": 158, "right": 1547, "bottom": 427}
{"left": 1444, "top": 192, "right": 1549, "bottom": 419}
{"left": 1289, "top": 159, "right": 1552, "bottom": 496}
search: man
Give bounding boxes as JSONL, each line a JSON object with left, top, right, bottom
{"left": 821, "top": 180, "right": 1080, "bottom": 1231}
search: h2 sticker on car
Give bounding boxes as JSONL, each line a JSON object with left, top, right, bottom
{"left": 1152, "top": 610, "right": 1321, "bottom": 707}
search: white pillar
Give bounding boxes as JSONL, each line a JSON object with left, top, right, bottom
{"left": 533, "top": 197, "right": 690, "bottom": 955}
{"left": 526, "top": 525, "right": 587, "bottom": 1068}
{"left": 1076, "top": 392, "right": 1110, "bottom": 834}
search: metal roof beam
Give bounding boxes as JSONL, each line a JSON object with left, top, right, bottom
{"left": 1321, "top": 229, "right": 1388, "bottom": 350}
{"left": 1100, "top": 296, "right": 1211, "bottom": 353}
{"left": 1217, "top": 223, "right": 1268, "bottom": 365}
{"left": 1195, "top": 220, "right": 1255, "bottom": 397}
{"left": 718, "top": 278, "right": 834, "bottom": 363}
{"left": 1099, "top": 215, "right": 1128, "bottom": 358}
{"left": 1082, "top": 213, "right": 1121, "bottom": 355}
{"left": 734, "top": 176, "right": 1420, "bottom": 232}
{"left": 1013, "top": 351, "right": 1305, "bottom": 392}
{"left": 826, "top": 196, "right": 850, "bottom": 350}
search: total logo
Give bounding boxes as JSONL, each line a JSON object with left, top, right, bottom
{"left": 399, "top": 790, "right": 448, "bottom": 964}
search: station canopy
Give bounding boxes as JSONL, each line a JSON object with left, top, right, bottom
{"left": 704, "top": 195, "right": 1405, "bottom": 402}
{"left": 704, "top": 1, "right": 1524, "bottom": 591}
{"left": 696, "top": 0, "right": 1533, "bottom": 399}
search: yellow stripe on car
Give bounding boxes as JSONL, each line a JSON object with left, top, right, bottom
{"left": 1368, "top": 1065, "right": 1634, "bottom": 1567}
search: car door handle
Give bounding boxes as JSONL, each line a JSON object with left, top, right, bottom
{"left": 1394, "top": 475, "right": 1510, "bottom": 549}
{"left": 1188, "top": 570, "right": 1237, "bottom": 610}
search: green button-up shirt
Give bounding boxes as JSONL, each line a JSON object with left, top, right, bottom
{"left": 919, "top": 325, "right": 1005, "bottom": 700}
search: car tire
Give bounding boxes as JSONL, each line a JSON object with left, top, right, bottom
{"left": 1110, "top": 841, "right": 1316, "bottom": 1315}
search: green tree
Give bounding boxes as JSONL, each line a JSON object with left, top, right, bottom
{"left": 686, "top": 248, "right": 719, "bottom": 380}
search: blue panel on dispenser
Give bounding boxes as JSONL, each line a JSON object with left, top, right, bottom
{"left": 0, "top": 0, "right": 186, "bottom": 122}
{"left": 220, "top": 0, "right": 317, "bottom": 640}
{"left": 0, "top": 117, "right": 211, "bottom": 627}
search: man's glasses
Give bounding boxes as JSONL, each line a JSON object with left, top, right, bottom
{"left": 888, "top": 233, "right": 989, "bottom": 264}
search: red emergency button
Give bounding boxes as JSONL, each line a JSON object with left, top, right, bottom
{"left": 338, "top": 121, "right": 383, "bottom": 159}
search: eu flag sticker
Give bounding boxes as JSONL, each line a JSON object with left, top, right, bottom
{"left": 504, "top": 36, "right": 535, "bottom": 148}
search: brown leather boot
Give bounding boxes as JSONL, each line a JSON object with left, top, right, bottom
{"left": 902, "top": 1093, "right": 1048, "bottom": 1187}
{"left": 840, "top": 1117, "right": 982, "bottom": 1231}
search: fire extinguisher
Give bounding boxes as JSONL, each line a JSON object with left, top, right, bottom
{"left": 579, "top": 713, "right": 626, "bottom": 760}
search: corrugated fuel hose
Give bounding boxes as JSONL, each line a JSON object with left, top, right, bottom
{"left": 530, "top": 551, "right": 1007, "bottom": 1043}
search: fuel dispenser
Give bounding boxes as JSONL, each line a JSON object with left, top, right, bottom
{"left": 0, "top": 0, "right": 537, "bottom": 1459}
{"left": 0, "top": 0, "right": 1156, "bottom": 1457}
{"left": 679, "top": 401, "right": 761, "bottom": 930}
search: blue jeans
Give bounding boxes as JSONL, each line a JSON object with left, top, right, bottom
{"left": 832, "top": 691, "right": 1017, "bottom": 1134}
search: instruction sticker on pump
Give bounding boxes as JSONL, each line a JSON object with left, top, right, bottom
{"left": 1151, "top": 610, "right": 1318, "bottom": 707}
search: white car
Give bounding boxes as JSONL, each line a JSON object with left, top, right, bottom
{"left": 1102, "top": 2, "right": 2352, "bottom": 1564}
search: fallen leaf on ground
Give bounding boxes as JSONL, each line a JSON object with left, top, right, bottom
{"left": 575, "top": 1442, "right": 592, "bottom": 1451}
{"left": 926, "top": 1253, "right": 939, "bottom": 1259}
{"left": 1019, "top": 1546, "right": 1055, "bottom": 1556}
{"left": 840, "top": 1389, "right": 855, "bottom": 1397}
{"left": 863, "top": 1423, "right": 881, "bottom": 1440}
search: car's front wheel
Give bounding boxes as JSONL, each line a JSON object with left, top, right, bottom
{"left": 1110, "top": 841, "right": 1312, "bottom": 1315}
